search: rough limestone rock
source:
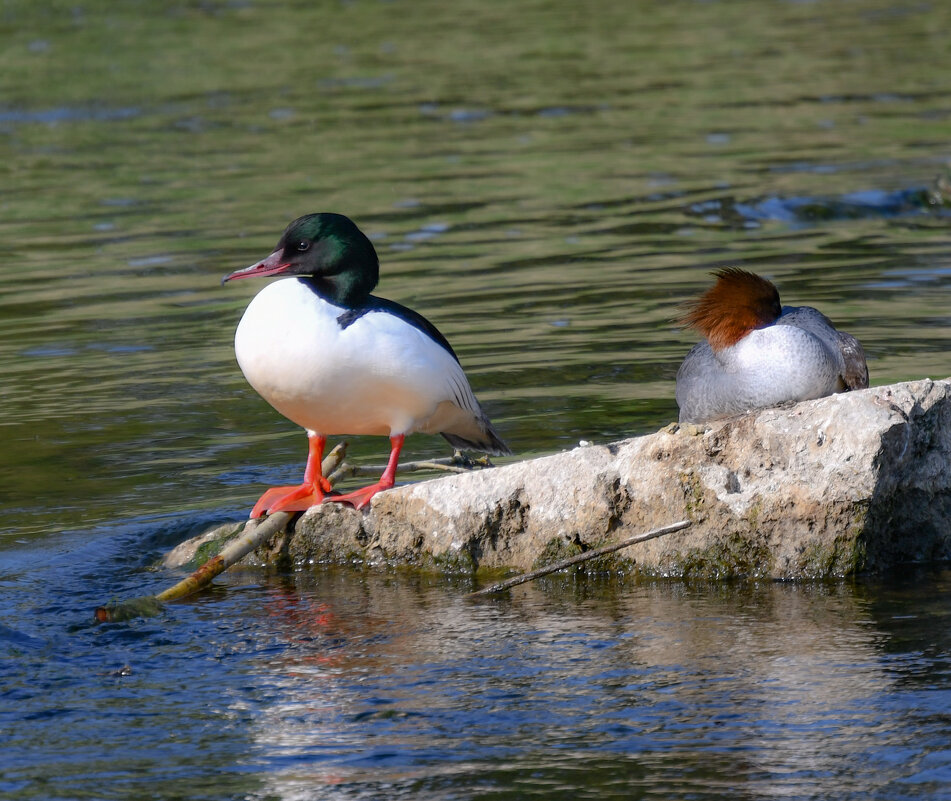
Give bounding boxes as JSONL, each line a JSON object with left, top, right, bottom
{"left": 169, "top": 378, "right": 951, "bottom": 579}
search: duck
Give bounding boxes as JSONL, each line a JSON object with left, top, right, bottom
{"left": 222, "top": 212, "right": 511, "bottom": 517}
{"left": 675, "top": 268, "right": 868, "bottom": 424}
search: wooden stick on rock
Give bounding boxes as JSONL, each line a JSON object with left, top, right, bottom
{"left": 466, "top": 520, "right": 692, "bottom": 597}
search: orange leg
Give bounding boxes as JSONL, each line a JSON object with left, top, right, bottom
{"left": 330, "top": 434, "right": 404, "bottom": 511}
{"left": 250, "top": 432, "right": 334, "bottom": 518}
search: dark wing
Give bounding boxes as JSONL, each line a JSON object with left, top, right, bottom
{"left": 336, "top": 295, "right": 460, "bottom": 364}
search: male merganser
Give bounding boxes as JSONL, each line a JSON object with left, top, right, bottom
{"left": 675, "top": 268, "right": 868, "bottom": 423}
{"left": 222, "top": 212, "right": 511, "bottom": 517}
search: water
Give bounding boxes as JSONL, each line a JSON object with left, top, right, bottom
{"left": 2, "top": 0, "right": 951, "bottom": 797}
{"left": 4, "top": 559, "right": 951, "bottom": 799}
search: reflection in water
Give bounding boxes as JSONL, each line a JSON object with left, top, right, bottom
{"left": 237, "top": 572, "right": 939, "bottom": 799}
{"left": 8, "top": 562, "right": 948, "bottom": 801}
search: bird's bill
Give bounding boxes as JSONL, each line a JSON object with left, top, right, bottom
{"left": 221, "top": 249, "right": 289, "bottom": 284}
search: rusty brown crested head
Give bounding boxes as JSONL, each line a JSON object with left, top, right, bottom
{"left": 679, "top": 268, "right": 783, "bottom": 351}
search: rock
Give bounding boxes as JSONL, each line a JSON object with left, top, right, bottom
{"left": 161, "top": 520, "right": 245, "bottom": 568}
{"left": 167, "top": 377, "right": 951, "bottom": 579}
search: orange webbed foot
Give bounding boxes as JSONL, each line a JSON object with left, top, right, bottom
{"left": 327, "top": 481, "right": 392, "bottom": 511}
{"left": 250, "top": 477, "right": 333, "bottom": 518}
{"left": 325, "top": 434, "right": 403, "bottom": 511}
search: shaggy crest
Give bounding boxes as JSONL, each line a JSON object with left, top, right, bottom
{"left": 679, "top": 268, "right": 783, "bottom": 351}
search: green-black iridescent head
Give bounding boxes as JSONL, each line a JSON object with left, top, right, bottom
{"left": 222, "top": 213, "right": 380, "bottom": 308}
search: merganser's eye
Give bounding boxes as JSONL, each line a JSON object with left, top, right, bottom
{"left": 296, "top": 240, "right": 310, "bottom": 252}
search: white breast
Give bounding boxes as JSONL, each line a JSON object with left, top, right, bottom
{"left": 234, "top": 278, "right": 478, "bottom": 437}
{"left": 729, "top": 326, "right": 841, "bottom": 401}
{"left": 676, "top": 323, "right": 842, "bottom": 423}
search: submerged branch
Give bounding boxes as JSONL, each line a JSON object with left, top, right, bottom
{"left": 94, "top": 442, "right": 349, "bottom": 623}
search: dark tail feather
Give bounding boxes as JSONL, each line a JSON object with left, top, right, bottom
{"left": 838, "top": 332, "right": 869, "bottom": 390}
{"left": 442, "top": 420, "right": 512, "bottom": 457}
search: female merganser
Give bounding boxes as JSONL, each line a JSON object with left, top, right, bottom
{"left": 675, "top": 268, "right": 868, "bottom": 424}
{"left": 222, "top": 212, "right": 510, "bottom": 517}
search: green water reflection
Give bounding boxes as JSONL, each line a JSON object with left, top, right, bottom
{"left": 1, "top": 0, "right": 949, "bottom": 539}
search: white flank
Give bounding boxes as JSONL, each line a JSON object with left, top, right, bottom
{"left": 234, "top": 278, "right": 482, "bottom": 438}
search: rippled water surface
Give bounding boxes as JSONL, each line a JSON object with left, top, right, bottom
{"left": 2, "top": 0, "right": 951, "bottom": 798}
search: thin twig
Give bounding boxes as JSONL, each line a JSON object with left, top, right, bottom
{"left": 329, "top": 460, "right": 468, "bottom": 479}
{"left": 466, "top": 520, "right": 692, "bottom": 597}
{"left": 326, "top": 451, "right": 492, "bottom": 485}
